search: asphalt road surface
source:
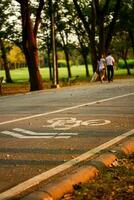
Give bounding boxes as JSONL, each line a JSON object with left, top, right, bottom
{"left": 0, "top": 79, "right": 134, "bottom": 197}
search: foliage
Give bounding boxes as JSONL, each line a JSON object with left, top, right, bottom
{"left": 58, "top": 60, "right": 67, "bottom": 68}
{"left": 0, "top": 0, "right": 134, "bottom": 87}
{"left": 7, "top": 45, "right": 25, "bottom": 64}
{"left": 118, "top": 59, "right": 134, "bottom": 69}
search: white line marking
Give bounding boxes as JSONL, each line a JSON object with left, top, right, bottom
{"left": 13, "top": 128, "right": 77, "bottom": 136}
{"left": 1, "top": 129, "right": 78, "bottom": 139}
{"left": 1, "top": 131, "right": 25, "bottom": 138}
{"left": 0, "top": 129, "right": 133, "bottom": 200}
{"left": 58, "top": 132, "right": 78, "bottom": 136}
{"left": 55, "top": 136, "right": 71, "bottom": 139}
{"left": 1, "top": 131, "right": 54, "bottom": 139}
{"left": 13, "top": 128, "right": 57, "bottom": 136}
{"left": 0, "top": 93, "right": 133, "bottom": 126}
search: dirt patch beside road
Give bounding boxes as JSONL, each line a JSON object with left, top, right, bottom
{"left": 61, "top": 154, "right": 134, "bottom": 200}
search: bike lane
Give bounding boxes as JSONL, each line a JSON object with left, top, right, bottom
{"left": 0, "top": 92, "right": 134, "bottom": 194}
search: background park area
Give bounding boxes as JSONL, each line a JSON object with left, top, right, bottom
{"left": 1, "top": 62, "right": 134, "bottom": 96}
{"left": 0, "top": 0, "right": 134, "bottom": 95}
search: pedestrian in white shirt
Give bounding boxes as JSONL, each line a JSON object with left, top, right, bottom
{"left": 105, "top": 53, "right": 115, "bottom": 82}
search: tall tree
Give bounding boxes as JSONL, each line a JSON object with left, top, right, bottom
{"left": 112, "top": 31, "right": 131, "bottom": 75}
{"left": 58, "top": 22, "right": 72, "bottom": 79}
{"left": 72, "top": 19, "right": 90, "bottom": 77}
{"left": 0, "top": 0, "right": 13, "bottom": 83}
{"left": 119, "top": 0, "right": 134, "bottom": 54}
{"left": 16, "top": 0, "right": 44, "bottom": 91}
{"left": 60, "top": 0, "right": 90, "bottom": 77}
{"left": 72, "top": 0, "right": 122, "bottom": 72}
{"left": 0, "top": 38, "right": 13, "bottom": 82}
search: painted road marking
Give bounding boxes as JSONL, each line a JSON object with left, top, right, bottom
{"left": 81, "top": 119, "right": 111, "bottom": 126}
{"left": 1, "top": 131, "right": 54, "bottom": 139}
{"left": 0, "top": 93, "right": 133, "bottom": 126}
{"left": 0, "top": 128, "right": 133, "bottom": 200}
{"left": 43, "top": 117, "right": 81, "bottom": 130}
{"left": 0, "top": 117, "right": 110, "bottom": 138}
{"left": 1, "top": 128, "right": 78, "bottom": 139}
{"left": 13, "top": 128, "right": 57, "bottom": 136}
{"left": 43, "top": 117, "right": 111, "bottom": 130}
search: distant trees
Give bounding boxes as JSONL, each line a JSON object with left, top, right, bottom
{"left": 112, "top": 0, "right": 134, "bottom": 74}
{"left": 62, "top": 1, "right": 90, "bottom": 77}
{"left": 72, "top": 0, "right": 122, "bottom": 72}
{"left": 119, "top": 0, "right": 134, "bottom": 54}
{"left": 0, "top": 0, "right": 134, "bottom": 90}
{"left": 0, "top": 0, "right": 13, "bottom": 82}
{"left": 8, "top": 45, "right": 25, "bottom": 68}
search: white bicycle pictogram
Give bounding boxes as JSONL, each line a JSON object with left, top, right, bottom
{"left": 43, "top": 117, "right": 111, "bottom": 130}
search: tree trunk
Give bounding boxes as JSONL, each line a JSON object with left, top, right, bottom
{"left": 23, "top": 33, "right": 43, "bottom": 91}
{"left": 19, "top": 0, "right": 44, "bottom": 91}
{"left": 47, "top": 49, "right": 53, "bottom": 81}
{"left": 55, "top": 52, "right": 59, "bottom": 84}
{"left": 59, "top": 30, "right": 72, "bottom": 79}
{"left": 89, "top": 32, "right": 98, "bottom": 72}
{"left": 64, "top": 48, "right": 72, "bottom": 79}
{"left": 123, "top": 47, "right": 131, "bottom": 75}
{"left": 73, "top": 0, "right": 98, "bottom": 72}
{"left": 124, "top": 58, "right": 131, "bottom": 75}
{"left": 75, "top": 27, "right": 90, "bottom": 77}
{"left": 82, "top": 53, "right": 89, "bottom": 77}
{"left": 0, "top": 38, "right": 13, "bottom": 83}
{"left": 98, "top": 15, "right": 105, "bottom": 56}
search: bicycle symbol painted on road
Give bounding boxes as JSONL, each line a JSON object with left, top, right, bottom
{"left": 1, "top": 117, "right": 111, "bottom": 139}
{"left": 43, "top": 117, "right": 111, "bottom": 130}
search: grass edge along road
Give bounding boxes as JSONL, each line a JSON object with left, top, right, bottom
{"left": 1, "top": 66, "right": 134, "bottom": 82}
{"left": 1, "top": 66, "right": 134, "bottom": 96}
{"left": 60, "top": 152, "right": 134, "bottom": 200}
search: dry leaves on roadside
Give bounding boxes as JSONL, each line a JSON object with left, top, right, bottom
{"left": 61, "top": 154, "right": 134, "bottom": 200}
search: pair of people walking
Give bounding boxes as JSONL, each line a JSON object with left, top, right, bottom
{"left": 98, "top": 53, "right": 115, "bottom": 83}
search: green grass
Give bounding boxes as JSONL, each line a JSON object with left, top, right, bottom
{"left": 0, "top": 65, "right": 93, "bottom": 82}
{"left": 0, "top": 65, "right": 134, "bottom": 83}
{"left": 114, "top": 67, "right": 134, "bottom": 78}
{"left": 118, "top": 59, "right": 134, "bottom": 69}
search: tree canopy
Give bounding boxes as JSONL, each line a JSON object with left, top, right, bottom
{"left": 0, "top": 0, "right": 133, "bottom": 90}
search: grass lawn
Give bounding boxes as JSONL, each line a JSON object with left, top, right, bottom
{"left": 1, "top": 65, "right": 94, "bottom": 82}
{"left": 1, "top": 65, "right": 134, "bottom": 82}
{"left": 0, "top": 65, "right": 134, "bottom": 95}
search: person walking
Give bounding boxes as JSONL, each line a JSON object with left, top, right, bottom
{"left": 105, "top": 52, "right": 115, "bottom": 82}
{"left": 98, "top": 54, "right": 106, "bottom": 83}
